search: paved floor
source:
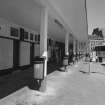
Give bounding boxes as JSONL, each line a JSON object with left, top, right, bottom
{"left": 0, "top": 63, "right": 61, "bottom": 99}
{"left": 1, "top": 60, "right": 105, "bottom": 105}
{"left": 0, "top": 67, "right": 38, "bottom": 99}
{"left": 40, "top": 62, "right": 105, "bottom": 105}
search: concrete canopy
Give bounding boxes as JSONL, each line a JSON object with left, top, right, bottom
{"left": 0, "top": 0, "right": 88, "bottom": 43}
{"left": 36, "top": 0, "right": 88, "bottom": 42}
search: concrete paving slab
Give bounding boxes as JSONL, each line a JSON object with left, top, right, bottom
{"left": 1, "top": 61, "right": 105, "bottom": 105}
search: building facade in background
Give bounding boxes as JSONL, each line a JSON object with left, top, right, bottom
{"left": 88, "top": 35, "right": 104, "bottom": 52}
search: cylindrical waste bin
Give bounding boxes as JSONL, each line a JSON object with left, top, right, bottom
{"left": 63, "top": 56, "right": 69, "bottom": 66}
{"left": 33, "top": 57, "right": 45, "bottom": 80}
{"left": 63, "top": 55, "right": 69, "bottom": 72}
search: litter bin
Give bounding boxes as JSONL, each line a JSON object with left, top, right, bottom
{"left": 63, "top": 55, "right": 69, "bottom": 66}
{"left": 63, "top": 55, "right": 69, "bottom": 71}
{"left": 33, "top": 57, "right": 45, "bottom": 80}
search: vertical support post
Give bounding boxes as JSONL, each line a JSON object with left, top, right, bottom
{"left": 39, "top": 7, "right": 48, "bottom": 92}
{"left": 63, "top": 32, "right": 69, "bottom": 71}
{"left": 73, "top": 39, "right": 76, "bottom": 55}
{"left": 75, "top": 40, "right": 77, "bottom": 55}
{"left": 76, "top": 40, "right": 78, "bottom": 62}
{"left": 76, "top": 40, "right": 79, "bottom": 62}
{"left": 73, "top": 39, "right": 76, "bottom": 64}
{"left": 78, "top": 41, "right": 80, "bottom": 60}
{"left": 79, "top": 42, "right": 80, "bottom": 59}
{"left": 65, "top": 32, "right": 69, "bottom": 56}
{"left": 77, "top": 41, "right": 79, "bottom": 55}
{"left": 40, "top": 7, "right": 48, "bottom": 77}
{"left": 88, "top": 62, "right": 90, "bottom": 74}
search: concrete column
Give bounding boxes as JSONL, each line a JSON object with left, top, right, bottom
{"left": 80, "top": 42, "right": 82, "bottom": 54}
{"left": 79, "top": 42, "right": 81, "bottom": 58}
{"left": 40, "top": 8, "right": 48, "bottom": 77}
{"left": 79, "top": 42, "right": 80, "bottom": 54}
{"left": 79, "top": 42, "right": 80, "bottom": 50}
{"left": 75, "top": 40, "right": 77, "bottom": 54}
{"left": 65, "top": 32, "right": 69, "bottom": 56}
{"left": 73, "top": 39, "right": 76, "bottom": 55}
{"left": 77, "top": 41, "right": 79, "bottom": 55}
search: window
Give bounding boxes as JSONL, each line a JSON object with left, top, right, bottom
{"left": 38, "top": 35, "right": 40, "bottom": 42}
{"left": 30, "top": 33, "right": 33, "bottom": 40}
{"left": 24, "top": 31, "right": 28, "bottom": 39}
{"left": 20, "top": 28, "right": 24, "bottom": 40}
{"left": 10, "top": 27, "right": 19, "bottom": 37}
{"left": 35, "top": 34, "right": 37, "bottom": 41}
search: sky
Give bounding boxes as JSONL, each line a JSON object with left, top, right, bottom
{"left": 87, "top": 0, "right": 105, "bottom": 35}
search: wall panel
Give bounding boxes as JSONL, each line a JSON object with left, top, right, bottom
{"left": 34, "top": 44, "right": 40, "bottom": 57}
{"left": 19, "top": 41, "right": 30, "bottom": 66}
{"left": 0, "top": 38, "right": 13, "bottom": 70}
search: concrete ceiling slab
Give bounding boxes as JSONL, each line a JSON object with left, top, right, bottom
{"left": 46, "top": 0, "right": 88, "bottom": 41}
{"left": 0, "top": 0, "right": 88, "bottom": 43}
{"left": 0, "top": 0, "right": 66, "bottom": 42}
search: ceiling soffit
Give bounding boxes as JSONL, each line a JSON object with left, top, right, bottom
{"left": 38, "top": 0, "right": 88, "bottom": 42}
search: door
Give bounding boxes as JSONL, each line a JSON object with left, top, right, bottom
{"left": 13, "top": 40, "right": 19, "bottom": 69}
{"left": 30, "top": 43, "right": 34, "bottom": 64}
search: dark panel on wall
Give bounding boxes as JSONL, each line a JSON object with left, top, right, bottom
{"left": 24, "top": 31, "right": 28, "bottom": 39}
{"left": 30, "top": 43, "right": 34, "bottom": 64}
{"left": 13, "top": 40, "right": 19, "bottom": 69}
{"left": 10, "top": 27, "right": 19, "bottom": 37}
{"left": 19, "top": 41, "right": 30, "bottom": 66}
{"left": 0, "top": 38, "right": 13, "bottom": 70}
{"left": 30, "top": 33, "right": 34, "bottom": 40}
{"left": 20, "top": 28, "right": 24, "bottom": 40}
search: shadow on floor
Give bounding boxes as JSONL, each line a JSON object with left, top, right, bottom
{"left": 80, "top": 70, "right": 105, "bottom": 76}
{"left": 91, "top": 71, "right": 105, "bottom": 75}
{"left": 79, "top": 70, "right": 90, "bottom": 74}
{"left": 57, "top": 68, "right": 65, "bottom": 72}
{"left": 47, "top": 62, "right": 62, "bottom": 74}
{"left": 0, "top": 63, "right": 63, "bottom": 99}
{"left": 0, "top": 67, "right": 39, "bottom": 99}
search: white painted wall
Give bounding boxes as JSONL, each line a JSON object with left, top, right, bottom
{"left": 0, "top": 38, "right": 13, "bottom": 70}
{"left": 34, "top": 44, "right": 40, "bottom": 57}
{"left": 48, "top": 0, "right": 88, "bottom": 41}
{"left": 19, "top": 42, "right": 30, "bottom": 66}
{"left": 0, "top": 18, "right": 20, "bottom": 39}
{"left": 0, "top": 17, "right": 38, "bottom": 41}
{"left": 0, "top": 17, "right": 39, "bottom": 70}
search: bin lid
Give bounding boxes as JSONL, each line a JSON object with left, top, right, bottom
{"left": 33, "top": 57, "right": 46, "bottom": 63}
{"left": 64, "top": 55, "right": 69, "bottom": 59}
